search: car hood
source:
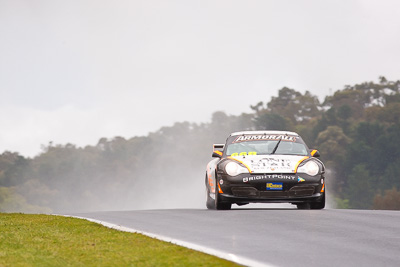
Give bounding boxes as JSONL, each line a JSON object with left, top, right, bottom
{"left": 228, "top": 154, "right": 308, "bottom": 174}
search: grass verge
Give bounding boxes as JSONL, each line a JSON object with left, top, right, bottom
{"left": 0, "top": 213, "right": 239, "bottom": 266}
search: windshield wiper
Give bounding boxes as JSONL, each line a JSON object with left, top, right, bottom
{"left": 270, "top": 137, "right": 282, "bottom": 154}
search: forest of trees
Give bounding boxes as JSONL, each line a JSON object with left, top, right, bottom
{"left": 1, "top": 77, "right": 400, "bottom": 213}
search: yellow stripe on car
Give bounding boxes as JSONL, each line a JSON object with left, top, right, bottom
{"left": 294, "top": 156, "right": 310, "bottom": 173}
{"left": 227, "top": 156, "right": 252, "bottom": 173}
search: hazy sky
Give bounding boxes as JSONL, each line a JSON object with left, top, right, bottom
{"left": 1, "top": 0, "right": 400, "bottom": 157}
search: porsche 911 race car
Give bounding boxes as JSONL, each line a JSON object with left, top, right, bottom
{"left": 205, "top": 131, "right": 325, "bottom": 210}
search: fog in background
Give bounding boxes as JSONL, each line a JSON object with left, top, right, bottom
{"left": 1, "top": 1, "right": 400, "bottom": 212}
{"left": 1, "top": 109, "right": 340, "bottom": 213}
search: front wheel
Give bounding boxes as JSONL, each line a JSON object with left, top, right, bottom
{"left": 215, "top": 184, "right": 231, "bottom": 210}
{"left": 205, "top": 174, "right": 215, "bottom": 210}
{"left": 310, "top": 193, "right": 325, "bottom": 210}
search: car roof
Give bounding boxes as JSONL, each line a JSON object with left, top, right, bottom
{"left": 230, "top": 130, "right": 299, "bottom": 137}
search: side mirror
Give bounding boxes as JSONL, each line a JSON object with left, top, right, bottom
{"left": 310, "top": 149, "right": 321, "bottom": 158}
{"left": 212, "top": 150, "right": 223, "bottom": 158}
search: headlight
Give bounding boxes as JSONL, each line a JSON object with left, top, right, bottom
{"left": 297, "top": 161, "right": 319, "bottom": 176}
{"left": 225, "top": 161, "right": 249, "bottom": 176}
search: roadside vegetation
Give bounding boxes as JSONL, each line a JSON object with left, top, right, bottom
{"left": 1, "top": 76, "right": 400, "bottom": 212}
{"left": 0, "top": 213, "right": 238, "bottom": 266}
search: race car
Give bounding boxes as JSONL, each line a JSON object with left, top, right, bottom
{"left": 205, "top": 131, "right": 325, "bottom": 210}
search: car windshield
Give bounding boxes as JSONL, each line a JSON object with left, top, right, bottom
{"left": 226, "top": 139, "right": 308, "bottom": 156}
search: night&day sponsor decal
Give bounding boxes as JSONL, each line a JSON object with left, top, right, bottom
{"left": 266, "top": 182, "right": 283, "bottom": 191}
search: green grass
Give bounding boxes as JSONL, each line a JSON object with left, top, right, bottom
{"left": 0, "top": 213, "right": 239, "bottom": 267}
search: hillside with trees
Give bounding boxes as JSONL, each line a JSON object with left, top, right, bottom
{"left": 1, "top": 77, "right": 400, "bottom": 212}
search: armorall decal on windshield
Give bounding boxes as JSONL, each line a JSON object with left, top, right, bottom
{"left": 233, "top": 135, "right": 296, "bottom": 143}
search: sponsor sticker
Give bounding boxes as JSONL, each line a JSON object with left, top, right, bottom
{"left": 251, "top": 158, "right": 292, "bottom": 172}
{"left": 231, "top": 151, "right": 257, "bottom": 157}
{"left": 233, "top": 135, "right": 296, "bottom": 143}
{"left": 266, "top": 182, "right": 283, "bottom": 191}
{"left": 242, "top": 175, "right": 295, "bottom": 183}
{"left": 298, "top": 177, "right": 305, "bottom": 183}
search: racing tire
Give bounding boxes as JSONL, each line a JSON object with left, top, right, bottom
{"left": 296, "top": 203, "right": 310, "bottom": 210}
{"left": 205, "top": 174, "right": 216, "bottom": 210}
{"left": 310, "top": 193, "right": 325, "bottom": 210}
{"left": 215, "top": 185, "right": 231, "bottom": 210}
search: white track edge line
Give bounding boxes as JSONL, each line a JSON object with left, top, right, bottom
{"left": 58, "top": 215, "right": 275, "bottom": 267}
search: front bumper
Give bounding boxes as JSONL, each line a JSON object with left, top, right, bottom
{"left": 217, "top": 172, "right": 325, "bottom": 204}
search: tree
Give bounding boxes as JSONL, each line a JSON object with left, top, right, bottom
{"left": 266, "top": 88, "right": 320, "bottom": 123}
{"left": 0, "top": 152, "right": 30, "bottom": 187}
{"left": 345, "top": 122, "right": 385, "bottom": 176}
{"left": 315, "top": 126, "right": 351, "bottom": 169}
{"left": 250, "top": 101, "right": 264, "bottom": 115}
{"left": 267, "top": 87, "right": 301, "bottom": 113}
{"left": 373, "top": 188, "right": 400, "bottom": 210}
{"left": 253, "top": 113, "right": 288, "bottom": 130}
{"left": 379, "top": 76, "right": 387, "bottom": 84}
{"left": 345, "top": 164, "right": 375, "bottom": 209}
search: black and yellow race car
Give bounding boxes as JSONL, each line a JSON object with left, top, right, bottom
{"left": 205, "top": 131, "right": 325, "bottom": 210}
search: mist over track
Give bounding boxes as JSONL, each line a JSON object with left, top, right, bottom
{"left": 69, "top": 208, "right": 400, "bottom": 267}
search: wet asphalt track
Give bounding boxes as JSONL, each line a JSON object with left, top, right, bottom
{"left": 68, "top": 208, "right": 400, "bottom": 267}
